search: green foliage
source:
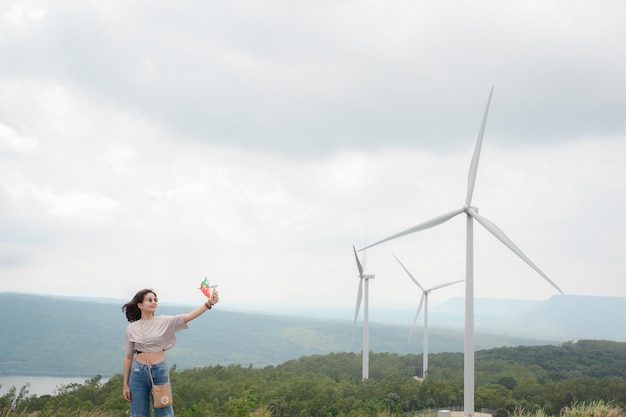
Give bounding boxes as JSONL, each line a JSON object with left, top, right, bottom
{"left": 2, "top": 341, "right": 626, "bottom": 417}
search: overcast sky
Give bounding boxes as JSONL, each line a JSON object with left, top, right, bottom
{"left": 1, "top": 0, "right": 625, "bottom": 319}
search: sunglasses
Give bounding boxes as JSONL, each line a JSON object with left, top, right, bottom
{"left": 143, "top": 297, "right": 158, "bottom": 303}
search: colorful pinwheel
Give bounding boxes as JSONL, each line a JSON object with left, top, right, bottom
{"left": 199, "top": 276, "right": 217, "bottom": 299}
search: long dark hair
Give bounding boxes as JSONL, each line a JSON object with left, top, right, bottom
{"left": 122, "top": 289, "right": 156, "bottom": 323}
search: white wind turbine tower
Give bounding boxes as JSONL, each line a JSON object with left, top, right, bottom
{"left": 352, "top": 245, "right": 375, "bottom": 380}
{"left": 393, "top": 254, "right": 463, "bottom": 379}
{"left": 361, "top": 88, "right": 563, "bottom": 416}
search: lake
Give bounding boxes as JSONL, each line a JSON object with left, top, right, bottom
{"left": 0, "top": 376, "right": 107, "bottom": 397}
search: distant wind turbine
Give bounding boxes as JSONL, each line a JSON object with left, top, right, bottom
{"left": 352, "top": 245, "right": 375, "bottom": 380}
{"left": 393, "top": 254, "right": 463, "bottom": 379}
{"left": 361, "top": 88, "right": 563, "bottom": 416}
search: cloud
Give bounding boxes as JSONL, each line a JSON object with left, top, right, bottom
{"left": 2, "top": 0, "right": 47, "bottom": 34}
{"left": 0, "top": 122, "right": 38, "bottom": 153}
{"left": 2, "top": 1, "right": 625, "bottom": 157}
{"left": 0, "top": 0, "right": 625, "bottom": 315}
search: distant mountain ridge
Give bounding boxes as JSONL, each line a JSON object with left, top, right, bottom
{"left": 268, "top": 294, "right": 626, "bottom": 342}
{"left": 426, "top": 294, "right": 626, "bottom": 341}
{"left": 0, "top": 292, "right": 623, "bottom": 377}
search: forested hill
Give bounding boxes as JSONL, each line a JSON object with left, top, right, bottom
{"left": 281, "top": 340, "right": 626, "bottom": 382}
{"left": 0, "top": 293, "right": 558, "bottom": 377}
{"left": 3, "top": 341, "right": 626, "bottom": 417}
{"left": 0, "top": 292, "right": 562, "bottom": 377}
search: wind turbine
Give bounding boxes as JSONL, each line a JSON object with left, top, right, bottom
{"left": 361, "top": 88, "right": 563, "bottom": 415}
{"left": 393, "top": 254, "right": 463, "bottom": 379}
{"left": 352, "top": 245, "right": 375, "bottom": 380}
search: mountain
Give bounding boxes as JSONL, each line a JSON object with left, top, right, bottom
{"left": 428, "top": 294, "right": 626, "bottom": 341}
{"left": 506, "top": 295, "right": 626, "bottom": 340}
{"left": 0, "top": 292, "right": 622, "bottom": 377}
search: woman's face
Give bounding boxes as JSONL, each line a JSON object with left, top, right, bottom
{"left": 139, "top": 292, "right": 158, "bottom": 314}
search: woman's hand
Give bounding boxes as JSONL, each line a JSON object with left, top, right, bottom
{"left": 123, "top": 387, "right": 131, "bottom": 402}
{"left": 210, "top": 290, "right": 220, "bottom": 306}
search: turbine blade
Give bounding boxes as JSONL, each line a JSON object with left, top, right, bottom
{"left": 409, "top": 294, "right": 425, "bottom": 342}
{"left": 353, "top": 245, "right": 363, "bottom": 277}
{"left": 393, "top": 254, "right": 424, "bottom": 291}
{"left": 428, "top": 279, "right": 465, "bottom": 292}
{"left": 466, "top": 86, "right": 494, "bottom": 207}
{"left": 468, "top": 208, "right": 563, "bottom": 294}
{"left": 360, "top": 207, "right": 465, "bottom": 251}
{"left": 351, "top": 278, "right": 364, "bottom": 344}
{"left": 362, "top": 245, "right": 368, "bottom": 270}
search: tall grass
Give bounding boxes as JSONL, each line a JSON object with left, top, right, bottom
{"left": 510, "top": 401, "right": 624, "bottom": 417}
{"left": 0, "top": 410, "right": 112, "bottom": 417}
{"left": 1, "top": 401, "right": 624, "bottom": 417}
{"left": 561, "top": 401, "right": 624, "bottom": 417}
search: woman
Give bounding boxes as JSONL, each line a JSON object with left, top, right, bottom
{"left": 122, "top": 288, "right": 219, "bottom": 416}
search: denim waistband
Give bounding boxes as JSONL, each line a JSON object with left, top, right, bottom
{"left": 132, "top": 359, "right": 166, "bottom": 369}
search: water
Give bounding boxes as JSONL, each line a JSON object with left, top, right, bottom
{"left": 0, "top": 376, "right": 106, "bottom": 397}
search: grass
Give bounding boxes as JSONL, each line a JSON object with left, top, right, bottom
{"left": 1, "top": 401, "right": 624, "bottom": 417}
{"left": 507, "top": 402, "right": 624, "bottom": 417}
{"left": 561, "top": 402, "right": 625, "bottom": 417}
{"left": 0, "top": 411, "right": 115, "bottom": 417}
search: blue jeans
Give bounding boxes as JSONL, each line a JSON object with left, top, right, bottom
{"left": 129, "top": 360, "right": 174, "bottom": 417}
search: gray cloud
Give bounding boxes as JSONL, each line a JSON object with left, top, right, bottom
{"left": 0, "top": 0, "right": 625, "bottom": 312}
{"left": 2, "top": 1, "right": 624, "bottom": 158}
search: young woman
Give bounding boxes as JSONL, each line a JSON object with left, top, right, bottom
{"left": 122, "top": 288, "right": 219, "bottom": 416}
